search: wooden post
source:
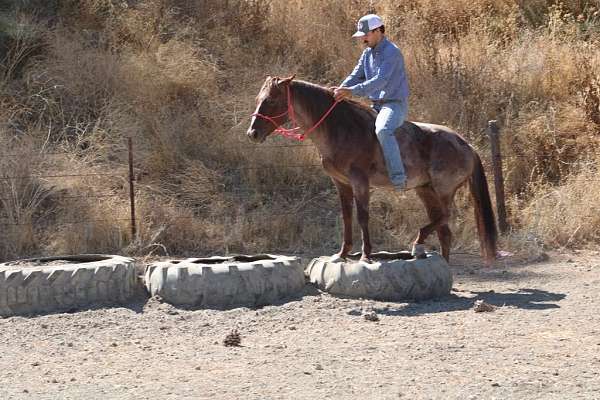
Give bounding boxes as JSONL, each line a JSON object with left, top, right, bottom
{"left": 487, "top": 120, "right": 509, "bottom": 233}
{"left": 127, "top": 137, "right": 137, "bottom": 240}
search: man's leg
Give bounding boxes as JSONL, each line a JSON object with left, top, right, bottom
{"left": 375, "top": 101, "right": 408, "bottom": 190}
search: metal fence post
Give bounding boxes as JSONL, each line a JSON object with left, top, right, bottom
{"left": 127, "top": 137, "right": 137, "bottom": 240}
{"left": 487, "top": 120, "right": 509, "bottom": 233}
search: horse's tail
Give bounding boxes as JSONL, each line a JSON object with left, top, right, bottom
{"left": 469, "top": 152, "right": 497, "bottom": 266}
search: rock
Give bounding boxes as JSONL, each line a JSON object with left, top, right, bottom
{"left": 364, "top": 311, "right": 380, "bottom": 322}
{"left": 473, "top": 300, "right": 496, "bottom": 312}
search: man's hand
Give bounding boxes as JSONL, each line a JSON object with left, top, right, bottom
{"left": 332, "top": 87, "right": 352, "bottom": 102}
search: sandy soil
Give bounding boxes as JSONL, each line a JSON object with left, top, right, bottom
{"left": 1, "top": 251, "right": 599, "bottom": 399}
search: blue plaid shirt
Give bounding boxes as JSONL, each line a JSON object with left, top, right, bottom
{"left": 341, "top": 37, "right": 409, "bottom": 102}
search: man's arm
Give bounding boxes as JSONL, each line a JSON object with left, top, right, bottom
{"left": 348, "top": 50, "right": 398, "bottom": 97}
{"left": 340, "top": 51, "right": 367, "bottom": 88}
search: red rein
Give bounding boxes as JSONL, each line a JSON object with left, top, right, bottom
{"left": 251, "top": 85, "right": 340, "bottom": 141}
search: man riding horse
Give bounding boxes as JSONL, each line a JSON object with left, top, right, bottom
{"left": 247, "top": 15, "right": 497, "bottom": 266}
{"left": 332, "top": 14, "right": 409, "bottom": 192}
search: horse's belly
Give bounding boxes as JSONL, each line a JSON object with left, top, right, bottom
{"left": 321, "top": 159, "right": 350, "bottom": 184}
{"left": 369, "top": 170, "right": 393, "bottom": 187}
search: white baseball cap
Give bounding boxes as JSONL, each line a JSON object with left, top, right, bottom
{"left": 352, "top": 14, "right": 384, "bottom": 37}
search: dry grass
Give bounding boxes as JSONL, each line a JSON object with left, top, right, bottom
{"left": 519, "top": 155, "right": 600, "bottom": 249}
{"left": 1, "top": 0, "right": 600, "bottom": 262}
{"left": 0, "top": 138, "right": 53, "bottom": 260}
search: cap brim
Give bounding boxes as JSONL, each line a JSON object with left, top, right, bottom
{"left": 352, "top": 31, "right": 366, "bottom": 37}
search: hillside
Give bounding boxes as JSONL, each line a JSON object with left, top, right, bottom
{"left": 1, "top": 0, "right": 599, "bottom": 261}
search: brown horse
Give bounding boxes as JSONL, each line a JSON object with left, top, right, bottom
{"left": 247, "top": 76, "right": 497, "bottom": 266}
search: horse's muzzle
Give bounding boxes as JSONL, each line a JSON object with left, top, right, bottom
{"left": 247, "top": 128, "right": 265, "bottom": 143}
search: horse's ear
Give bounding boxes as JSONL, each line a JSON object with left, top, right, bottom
{"left": 277, "top": 74, "right": 296, "bottom": 86}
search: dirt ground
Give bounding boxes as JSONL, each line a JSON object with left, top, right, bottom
{"left": 1, "top": 251, "right": 599, "bottom": 400}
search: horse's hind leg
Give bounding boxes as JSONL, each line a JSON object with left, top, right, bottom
{"left": 434, "top": 190, "right": 459, "bottom": 262}
{"left": 413, "top": 185, "right": 447, "bottom": 259}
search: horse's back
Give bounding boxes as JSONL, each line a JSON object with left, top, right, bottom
{"left": 400, "top": 121, "right": 474, "bottom": 156}
{"left": 401, "top": 121, "right": 469, "bottom": 146}
{"left": 396, "top": 121, "right": 476, "bottom": 189}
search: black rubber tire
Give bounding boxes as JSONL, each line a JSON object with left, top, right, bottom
{"left": 305, "top": 251, "right": 452, "bottom": 301}
{"left": 0, "top": 254, "right": 137, "bottom": 317}
{"left": 144, "top": 254, "right": 305, "bottom": 308}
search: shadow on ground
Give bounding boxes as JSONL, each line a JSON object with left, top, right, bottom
{"left": 371, "top": 288, "right": 566, "bottom": 317}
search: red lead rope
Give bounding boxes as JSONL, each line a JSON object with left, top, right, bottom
{"left": 251, "top": 85, "right": 341, "bottom": 141}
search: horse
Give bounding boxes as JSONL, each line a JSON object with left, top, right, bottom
{"left": 247, "top": 75, "right": 497, "bottom": 266}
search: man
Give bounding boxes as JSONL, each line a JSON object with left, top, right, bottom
{"left": 332, "top": 14, "right": 410, "bottom": 191}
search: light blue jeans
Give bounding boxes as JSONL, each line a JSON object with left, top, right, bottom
{"left": 373, "top": 100, "right": 408, "bottom": 190}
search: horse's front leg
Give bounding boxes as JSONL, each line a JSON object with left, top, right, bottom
{"left": 349, "top": 168, "right": 371, "bottom": 262}
{"left": 332, "top": 179, "right": 353, "bottom": 260}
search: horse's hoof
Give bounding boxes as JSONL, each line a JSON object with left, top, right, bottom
{"left": 411, "top": 244, "right": 426, "bottom": 259}
{"left": 329, "top": 254, "right": 346, "bottom": 263}
{"left": 359, "top": 257, "right": 372, "bottom": 264}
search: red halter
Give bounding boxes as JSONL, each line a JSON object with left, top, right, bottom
{"left": 251, "top": 85, "right": 341, "bottom": 141}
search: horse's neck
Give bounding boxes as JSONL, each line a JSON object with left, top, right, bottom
{"left": 290, "top": 84, "right": 333, "bottom": 153}
{"left": 289, "top": 84, "right": 319, "bottom": 128}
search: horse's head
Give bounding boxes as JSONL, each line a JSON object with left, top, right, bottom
{"left": 247, "top": 75, "right": 294, "bottom": 143}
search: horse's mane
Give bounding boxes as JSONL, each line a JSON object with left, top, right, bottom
{"left": 291, "top": 79, "right": 375, "bottom": 117}
{"left": 290, "top": 80, "right": 376, "bottom": 140}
